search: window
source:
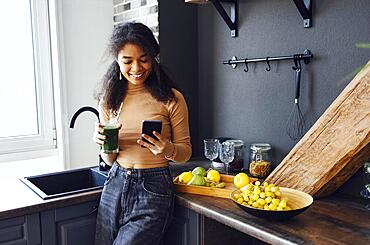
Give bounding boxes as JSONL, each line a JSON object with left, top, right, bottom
{"left": 0, "top": 0, "right": 56, "bottom": 158}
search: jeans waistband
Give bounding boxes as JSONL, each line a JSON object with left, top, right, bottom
{"left": 110, "top": 162, "right": 170, "bottom": 178}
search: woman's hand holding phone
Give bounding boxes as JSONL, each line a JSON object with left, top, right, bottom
{"left": 137, "top": 120, "right": 174, "bottom": 156}
{"left": 137, "top": 129, "right": 174, "bottom": 157}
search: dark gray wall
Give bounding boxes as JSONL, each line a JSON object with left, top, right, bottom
{"left": 198, "top": 0, "right": 370, "bottom": 162}
{"left": 196, "top": 0, "right": 369, "bottom": 197}
{"left": 159, "top": 0, "right": 200, "bottom": 157}
{"left": 160, "top": 0, "right": 370, "bottom": 198}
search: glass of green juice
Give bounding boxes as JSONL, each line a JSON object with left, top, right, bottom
{"left": 101, "top": 123, "right": 120, "bottom": 153}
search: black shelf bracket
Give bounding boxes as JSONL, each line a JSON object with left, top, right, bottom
{"left": 210, "top": 0, "right": 238, "bottom": 37}
{"left": 293, "top": 0, "right": 312, "bottom": 28}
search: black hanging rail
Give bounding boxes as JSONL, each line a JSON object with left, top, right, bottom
{"left": 223, "top": 49, "right": 313, "bottom": 69}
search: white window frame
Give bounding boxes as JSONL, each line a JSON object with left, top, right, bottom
{"left": 0, "top": 0, "right": 56, "bottom": 160}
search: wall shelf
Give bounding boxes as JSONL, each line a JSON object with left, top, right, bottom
{"left": 186, "top": 0, "right": 238, "bottom": 37}
{"left": 185, "top": 0, "right": 313, "bottom": 37}
{"left": 293, "top": 0, "right": 312, "bottom": 28}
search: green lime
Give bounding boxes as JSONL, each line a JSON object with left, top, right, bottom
{"left": 192, "top": 166, "right": 207, "bottom": 177}
{"left": 187, "top": 174, "right": 206, "bottom": 186}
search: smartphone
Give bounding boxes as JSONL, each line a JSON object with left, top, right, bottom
{"left": 141, "top": 120, "right": 162, "bottom": 147}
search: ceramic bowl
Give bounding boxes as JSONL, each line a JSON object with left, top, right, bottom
{"left": 231, "top": 187, "right": 313, "bottom": 220}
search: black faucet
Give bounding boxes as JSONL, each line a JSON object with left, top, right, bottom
{"left": 70, "top": 106, "right": 99, "bottom": 128}
{"left": 70, "top": 106, "right": 111, "bottom": 171}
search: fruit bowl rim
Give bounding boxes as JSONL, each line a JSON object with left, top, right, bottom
{"left": 230, "top": 188, "right": 313, "bottom": 212}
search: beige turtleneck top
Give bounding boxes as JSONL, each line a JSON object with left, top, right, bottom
{"left": 99, "top": 83, "right": 192, "bottom": 168}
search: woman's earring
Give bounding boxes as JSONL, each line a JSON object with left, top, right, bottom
{"left": 119, "top": 71, "right": 122, "bottom": 80}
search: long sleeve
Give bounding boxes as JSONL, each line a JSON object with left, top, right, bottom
{"left": 106, "top": 85, "right": 191, "bottom": 166}
{"left": 166, "top": 89, "right": 192, "bottom": 162}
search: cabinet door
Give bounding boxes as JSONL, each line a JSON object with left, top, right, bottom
{"left": 41, "top": 200, "right": 99, "bottom": 245}
{"left": 0, "top": 213, "right": 41, "bottom": 245}
{"left": 162, "top": 204, "right": 200, "bottom": 245}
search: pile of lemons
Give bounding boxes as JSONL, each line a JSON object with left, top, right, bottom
{"left": 232, "top": 180, "right": 291, "bottom": 211}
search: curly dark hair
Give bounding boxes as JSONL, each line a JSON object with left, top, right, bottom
{"left": 95, "top": 22, "right": 175, "bottom": 114}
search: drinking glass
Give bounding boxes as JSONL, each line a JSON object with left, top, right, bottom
{"left": 101, "top": 122, "right": 120, "bottom": 153}
{"left": 361, "top": 162, "right": 370, "bottom": 210}
{"left": 364, "top": 162, "right": 370, "bottom": 189}
{"left": 219, "top": 141, "right": 235, "bottom": 175}
{"left": 204, "top": 139, "right": 219, "bottom": 166}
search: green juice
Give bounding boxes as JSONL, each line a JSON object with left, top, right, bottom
{"left": 102, "top": 125, "right": 119, "bottom": 153}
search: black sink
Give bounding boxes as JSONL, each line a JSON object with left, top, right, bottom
{"left": 20, "top": 167, "right": 108, "bottom": 200}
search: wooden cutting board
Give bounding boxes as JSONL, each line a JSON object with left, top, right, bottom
{"left": 266, "top": 61, "right": 370, "bottom": 198}
{"left": 173, "top": 174, "right": 257, "bottom": 199}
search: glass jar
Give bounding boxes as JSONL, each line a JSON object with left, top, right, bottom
{"left": 249, "top": 143, "right": 272, "bottom": 178}
{"left": 211, "top": 138, "right": 244, "bottom": 173}
{"left": 225, "top": 139, "right": 244, "bottom": 173}
{"left": 360, "top": 162, "right": 370, "bottom": 210}
{"left": 364, "top": 162, "right": 370, "bottom": 192}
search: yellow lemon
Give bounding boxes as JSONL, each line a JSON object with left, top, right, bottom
{"left": 207, "top": 169, "right": 221, "bottom": 182}
{"left": 179, "top": 171, "right": 193, "bottom": 184}
{"left": 233, "top": 173, "right": 250, "bottom": 189}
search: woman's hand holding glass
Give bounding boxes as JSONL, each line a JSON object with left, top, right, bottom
{"left": 93, "top": 122, "right": 122, "bottom": 147}
{"left": 204, "top": 139, "right": 219, "bottom": 166}
{"left": 219, "top": 141, "right": 235, "bottom": 175}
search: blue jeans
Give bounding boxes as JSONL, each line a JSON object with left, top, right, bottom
{"left": 95, "top": 162, "right": 175, "bottom": 245}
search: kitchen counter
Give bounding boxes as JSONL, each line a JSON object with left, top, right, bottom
{"left": 176, "top": 193, "right": 370, "bottom": 245}
{"left": 0, "top": 160, "right": 206, "bottom": 220}
{"left": 0, "top": 174, "right": 102, "bottom": 220}
{"left": 1, "top": 161, "right": 370, "bottom": 244}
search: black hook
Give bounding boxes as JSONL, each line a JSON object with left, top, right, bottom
{"left": 297, "top": 55, "right": 302, "bottom": 69}
{"left": 244, "top": 58, "right": 249, "bottom": 72}
{"left": 292, "top": 54, "right": 301, "bottom": 70}
{"left": 265, "top": 57, "right": 271, "bottom": 71}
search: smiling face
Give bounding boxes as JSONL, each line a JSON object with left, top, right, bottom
{"left": 117, "top": 43, "right": 152, "bottom": 86}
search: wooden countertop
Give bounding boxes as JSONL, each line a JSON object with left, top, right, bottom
{"left": 176, "top": 193, "right": 370, "bottom": 245}
{"left": 2, "top": 161, "right": 369, "bottom": 245}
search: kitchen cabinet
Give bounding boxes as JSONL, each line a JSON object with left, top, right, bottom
{"left": 37, "top": 200, "right": 199, "bottom": 245}
{"left": 0, "top": 200, "right": 99, "bottom": 245}
{"left": 39, "top": 200, "right": 200, "bottom": 245}
{"left": 0, "top": 213, "right": 41, "bottom": 245}
{"left": 162, "top": 203, "right": 200, "bottom": 245}
{"left": 41, "top": 200, "right": 99, "bottom": 245}
{"left": 203, "top": 217, "right": 268, "bottom": 245}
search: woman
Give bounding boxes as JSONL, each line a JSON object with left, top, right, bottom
{"left": 93, "top": 22, "right": 192, "bottom": 245}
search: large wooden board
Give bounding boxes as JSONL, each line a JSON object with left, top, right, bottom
{"left": 173, "top": 174, "right": 257, "bottom": 199}
{"left": 266, "top": 61, "right": 370, "bottom": 198}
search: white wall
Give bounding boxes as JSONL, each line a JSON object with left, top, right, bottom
{"left": 60, "top": 0, "right": 113, "bottom": 169}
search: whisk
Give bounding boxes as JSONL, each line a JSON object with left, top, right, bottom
{"left": 286, "top": 55, "right": 306, "bottom": 140}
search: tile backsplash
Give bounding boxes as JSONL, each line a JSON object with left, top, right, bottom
{"left": 113, "top": 0, "right": 159, "bottom": 39}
